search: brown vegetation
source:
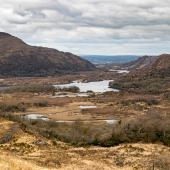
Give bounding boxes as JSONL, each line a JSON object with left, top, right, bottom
{"left": 0, "top": 32, "right": 95, "bottom": 76}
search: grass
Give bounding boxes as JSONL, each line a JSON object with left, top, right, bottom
{"left": 0, "top": 103, "right": 26, "bottom": 112}
{"left": 0, "top": 152, "right": 48, "bottom": 170}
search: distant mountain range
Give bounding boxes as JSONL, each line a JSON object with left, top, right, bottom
{"left": 0, "top": 32, "right": 95, "bottom": 77}
{"left": 81, "top": 55, "right": 140, "bottom": 64}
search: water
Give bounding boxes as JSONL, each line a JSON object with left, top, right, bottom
{"left": 54, "top": 119, "right": 118, "bottom": 125}
{"left": 24, "top": 114, "right": 118, "bottom": 124}
{"left": 105, "top": 120, "right": 118, "bottom": 124}
{"left": 109, "top": 69, "right": 130, "bottom": 74}
{"left": 54, "top": 80, "right": 119, "bottom": 93}
{"left": 79, "top": 105, "right": 97, "bottom": 109}
{"left": 81, "top": 55, "right": 140, "bottom": 64}
{"left": 24, "top": 114, "right": 49, "bottom": 121}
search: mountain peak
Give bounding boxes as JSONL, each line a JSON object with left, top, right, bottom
{"left": 0, "top": 32, "right": 95, "bottom": 76}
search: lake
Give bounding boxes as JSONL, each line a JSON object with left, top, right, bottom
{"left": 24, "top": 113, "right": 118, "bottom": 125}
{"left": 54, "top": 80, "right": 119, "bottom": 93}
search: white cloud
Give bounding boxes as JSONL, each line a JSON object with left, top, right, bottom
{"left": 0, "top": 0, "right": 170, "bottom": 55}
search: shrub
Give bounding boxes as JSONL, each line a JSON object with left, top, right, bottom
{"left": 55, "top": 86, "right": 80, "bottom": 93}
{"left": 110, "top": 77, "right": 168, "bottom": 94}
{"left": 3, "top": 84, "right": 56, "bottom": 94}
{"left": 33, "top": 101, "right": 48, "bottom": 107}
{"left": 120, "top": 98, "right": 160, "bottom": 106}
{"left": 164, "top": 92, "right": 170, "bottom": 100}
{"left": 0, "top": 103, "right": 26, "bottom": 112}
{"left": 1, "top": 110, "right": 169, "bottom": 147}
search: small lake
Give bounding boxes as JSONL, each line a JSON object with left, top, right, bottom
{"left": 79, "top": 105, "right": 97, "bottom": 109}
{"left": 24, "top": 114, "right": 118, "bottom": 125}
{"left": 54, "top": 80, "right": 119, "bottom": 93}
{"left": 24, "top": 114, "right": 49, "bottom": 121}
{"left": 109, "top": 69, "right": 130, "bottom": 74}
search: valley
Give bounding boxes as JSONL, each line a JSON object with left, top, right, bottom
{"left": 0, "top": 51, "right": 169, "bottom": 169}
{"left": 0, "top": 0, "right": 170, "bottom": 168}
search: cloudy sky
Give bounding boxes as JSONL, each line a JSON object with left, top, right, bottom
{"left": 0, "top": 0, "right": 170, "bottom": 55}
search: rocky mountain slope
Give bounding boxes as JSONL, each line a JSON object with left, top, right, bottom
{"left": 0, "top": 32, "right": 95, "bottom": 76}
{"left": 123, "top": 55, "right": 158, "bottom": 70}
{"left": 110, "top": 54, "right": 170, "bottom": 93}
{"left": 130, "top": 54, "right": 170, "bottom": 78}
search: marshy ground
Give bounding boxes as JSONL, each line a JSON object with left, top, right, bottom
{"left": 0, "top": 74, "right": 169, "bottom": 169}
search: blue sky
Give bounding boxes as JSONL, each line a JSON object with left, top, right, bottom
{"left": 0, "top": 0, "right": 170, "bottom": 55}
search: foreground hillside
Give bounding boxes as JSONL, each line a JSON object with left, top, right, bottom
{"left": 0, "top": 119, "right": 169, "bottom": 170}
{"left": 0, "top": 32, "right": 95, "bottom": 76}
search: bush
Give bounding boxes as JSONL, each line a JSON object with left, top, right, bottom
{"left": 1, "top": 110, "right": 169, "bottom": 147}
{"left": 33, "top": 101, "right": 48, "bottom": 107}
{"left": 0, "top": 103, "right": 26, "bottom": 112}
{"left": 55, "top": 86, "right": 80, "bottom": 93}
{"left": 3, "top": 84, "right": 56, "bottom": 94}
{"left": 164, "top": 92, "right": 170, "bottom": 100}
{"left": 106, "top": 111, "right": 170, "bottom": 146}
{"left": 120, "top": 98, "right": 160, "bottom": 106}
{"left": 0, "top": 133, "right": 13, "bottom": 144}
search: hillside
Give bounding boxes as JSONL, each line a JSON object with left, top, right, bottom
{"left": 0, "top": 118, "right": 169, "bottom": 170}
{"left": 0, "top": 32, "right": 95, "bottom": 76}
{"left": 97, "top": 55, "right": 156, "bottom": 71}
{"left": 110, "top": 54, "right": 170, "bottom": 94}
{"left": 122, "top": 55, "right": 158, "bottom": 70}
{"left": 129, "top": 54, "right": 170, "bottom": 78}
{"left": 148, "top": 54, "right": 170, "bottom": 77}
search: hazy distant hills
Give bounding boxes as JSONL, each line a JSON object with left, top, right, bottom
{"left": 81, "top": 55, "right": 140, "bottom": 64}
{"left": 0, "top": 32, "right": 95, "bottom": 77}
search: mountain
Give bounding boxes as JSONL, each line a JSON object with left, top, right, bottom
{"left": 130, "top": 54, "right": 170, "bottom": 78}
{"left": 110, "top": 54, "right": 170, "bottom": 94}
{"left": 148, "top": 54, "right": 170, "bottom": 77}
{"left": 0, "top": 32, "right": 95, "bottom": 76}
{"left": 122, "top": 55, "right": 158, "bottom": 70}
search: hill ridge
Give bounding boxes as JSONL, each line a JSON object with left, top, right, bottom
{"left": 0, "top": 32, "right": 95, "bottom": 77}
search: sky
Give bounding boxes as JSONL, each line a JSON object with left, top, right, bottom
{"left": 0, "top": 0, "right": 170, "bottom": 55}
